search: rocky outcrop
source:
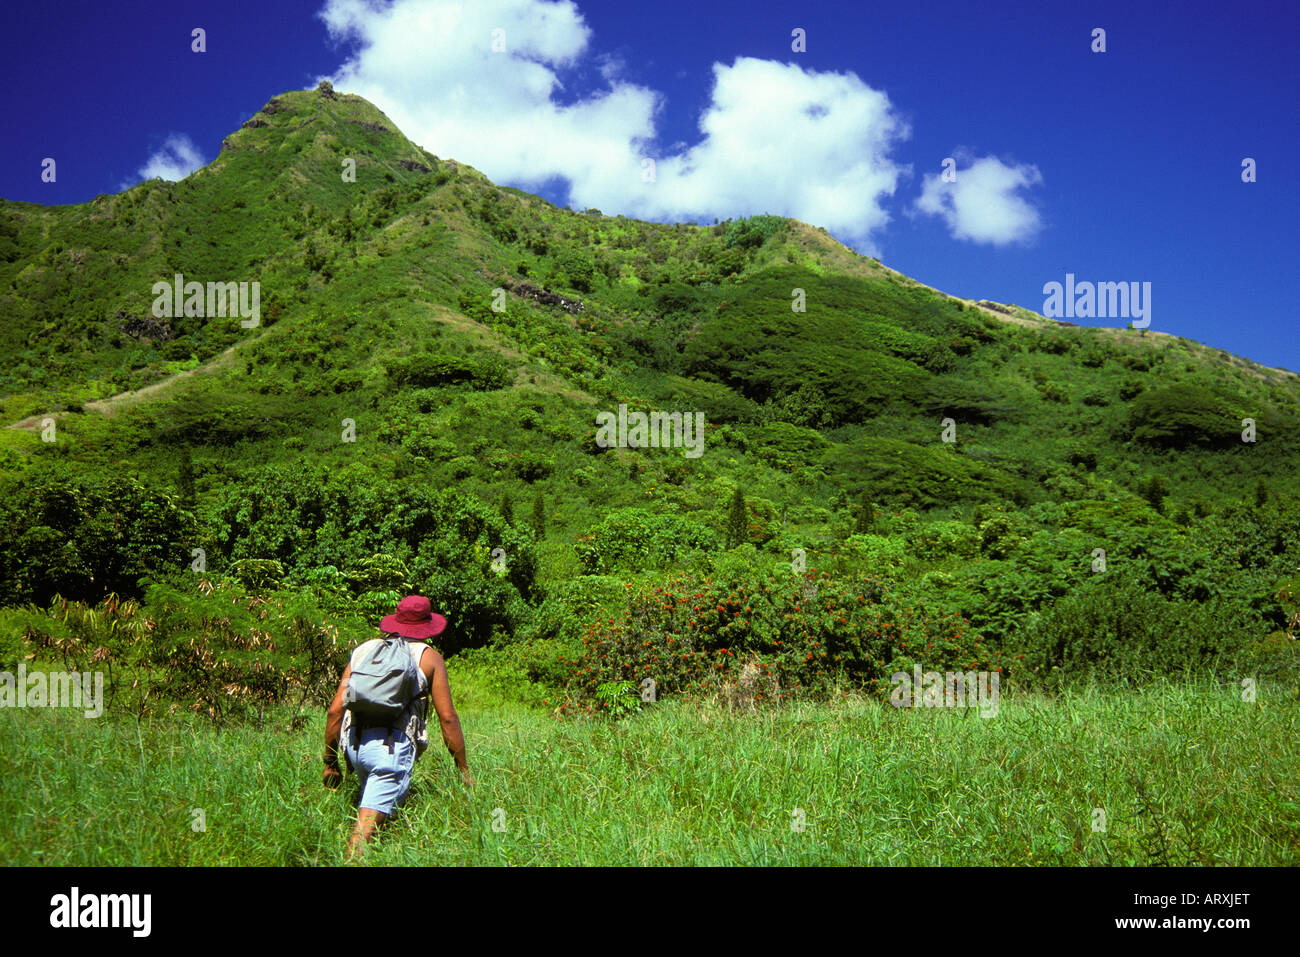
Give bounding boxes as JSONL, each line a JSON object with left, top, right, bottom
{"left": 500, "top": 277, "right": 584, "bottom": 314}
{"left": 117, "top": 310, "right": 172, "bottom": 342}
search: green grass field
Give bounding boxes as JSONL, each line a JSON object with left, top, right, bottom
{"left": 3, "top": 673, "right": 1296, "bottom": 866}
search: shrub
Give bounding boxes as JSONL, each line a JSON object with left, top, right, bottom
{"left": 976, "top": 512, "right": 1025, "bottom": 559}
{"left": 512, "top": 452, "right": 555, "bottom": 482}
{"left": 444, "top": 456, "right": 477, "bottom": 480}
{"left": 1039, "top": 382, "right": 1069, "bottom": 403}
{"left": 387, "top": 353, "right": 512, "bottom": 391}
{"left": 725, "top": 487, "right": 747, "bottom": 549}
{"left": 824, "top": 438, "right": 1024, "bottom": 509}
{"left": 594, "top": 680, "right": 641, "bottom": 718}
{"left": 570, "top": 568, "right": 994, "bottom": 708}
{"left": 229, "top": 558, "right": 285, "bottom": 591}
{"left": 922, "top": 377, "right": 1022, "bottom": 425}
{"left": 1067, "top": 445, "right": 1099, "bottom": 470}
{"left": 1137, "top": 475, "right": 1170, "bottom": 511}
{"left": 549, "top": 250, "right": 596, "bottom": 293}
{"left": 574, "top": 507, "right": 718, "bottom": 574}
{"left": 722, "top": 215, "right": 784, "bottom": 251}
{"left": 1019, "top": 574, "right": 1274, "bottom": 689}
{"left": 0, "top": 471, "right": 196, "bottom": 606}
{"left": 713, "top": 493, "right": 780, "bottom": 547}
{"left": 844, "top": 533, "right": 907, "bottom": 572}
{"left": 661, "top": 376, "right": 758, "bottom": 424}
{"left": 683, "top": 274, "right": 930, "bottom": 424}
{"left": 1130, "top": 385, "right": 1243, "bottom": 449}
{"left": 908, "top": 520, "right": 980, "bottom": 561}
{"left": 745, "top": 421, "right": 830, "bottom": 469}
{"left": 1118, "top": 377, "right": 1144, "bottom": 400}
{"left": 3, "top": 581, "right": 359, "bottom": 724}
{"left": 209, "top": 465, "right": 537, "bottom": 648}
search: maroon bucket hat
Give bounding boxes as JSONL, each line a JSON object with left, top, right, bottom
{"left": 380, "top": 595, "right": 447, "bottom": 640}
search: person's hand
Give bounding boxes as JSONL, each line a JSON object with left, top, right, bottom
{"left": 323, "top": 765, "right": 342, "bottom": 789}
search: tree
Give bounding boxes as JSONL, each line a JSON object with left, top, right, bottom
{"left": 1130, "top": 385, "right": 1240, "bottom": 449}
{"left": 177, "top": 446, "right": 196, "bottom": 511}
{"left": 0, "top": 473, "right": 196, "bottom": 605}
{"left": 725, "top": 486, "right": 747, "bottom": 549}
{"left": 723, "top": 214, "right": 784, "bottom": 251}
{"left": 553, "top": 250, "right": 595, "bottom": 293}
{"left": 1138, "top": 475, "right": 1169, "bottom": 512}
{"left": 303, "top": 237, "right": 325, "bottom": 272}
{"left": 853, "top": 494, "right": 877, "bottom": 534}
{"left": 500, "top": 491, "right": 514, "bottom": 526}
{"left": 531, "top": 489, "right": 546, "bottom": 538}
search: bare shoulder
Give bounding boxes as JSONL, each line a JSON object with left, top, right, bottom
{"left": 413, "top": 643, "right": 446, "bottom": 681}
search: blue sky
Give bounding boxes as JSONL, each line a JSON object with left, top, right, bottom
{"left": 2, "top": 0, "right": 1297, "bottom": 371}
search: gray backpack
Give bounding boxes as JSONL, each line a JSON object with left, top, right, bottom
{"left": 345, "top": 635, "right": 421, "bottom": 751}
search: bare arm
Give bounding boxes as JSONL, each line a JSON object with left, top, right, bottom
{"left": 322, "top": 663, "right": 350, "bottom": 785}
{"left": 426, "top": 649, "right": 472, "bottom": 783}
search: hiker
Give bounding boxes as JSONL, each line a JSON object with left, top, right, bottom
{"left": 322, "top": 595, "right": 474, "bottom": 858}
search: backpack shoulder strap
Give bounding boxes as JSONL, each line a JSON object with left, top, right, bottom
{"left": 370, "top": 638, "right": 386, "bottom": 663}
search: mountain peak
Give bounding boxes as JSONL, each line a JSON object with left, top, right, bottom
{"left": 210, "top": 84, "right": 442, "bottom": 188}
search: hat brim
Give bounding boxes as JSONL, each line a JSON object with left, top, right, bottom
{"left": 379, "top": 611, "right": 447, "bottom": 640}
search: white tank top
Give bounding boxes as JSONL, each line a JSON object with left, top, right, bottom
{"left": 340, "top": 638, "right": 431, "bottom": 758}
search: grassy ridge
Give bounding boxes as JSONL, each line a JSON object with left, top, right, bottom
{"left": 3, "top": 673, "right": 1295, "bottom": 866}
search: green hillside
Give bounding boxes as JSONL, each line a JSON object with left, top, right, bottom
{"left": 2, "top": 80, "right": 1298, "bottom": 712}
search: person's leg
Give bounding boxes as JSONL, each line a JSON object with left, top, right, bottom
{"left": 345, "top": 732, "right": 415, "bottom": 859}
{"left": 346, "top": 808, "right": 388, "bottom": 859}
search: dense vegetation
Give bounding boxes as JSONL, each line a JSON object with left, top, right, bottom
{"left": 1, "top": 84, "right": 1297, "bottom": 863}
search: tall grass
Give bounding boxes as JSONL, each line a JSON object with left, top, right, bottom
{"left": 1, "top": 675, "right": 1296, "bottom": 865}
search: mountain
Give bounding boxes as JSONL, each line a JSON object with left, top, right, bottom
{"left": 2, "top": 83, "right": 1299, "bottom": 671}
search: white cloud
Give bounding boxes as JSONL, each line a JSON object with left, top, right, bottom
{"left": 131, "top": 134, "right": 207, "bottom": 185}
{"left": 585, "top": 58, "right": 909, "bottom": 248}
{"left": 318, "top": 0, "right": 656, "bottom": 193}
{"left": 317, "top": 0, "right": 909, "bottom": 251}
{"left": 915, "top": 152, "right": 1043, "bottom": 245}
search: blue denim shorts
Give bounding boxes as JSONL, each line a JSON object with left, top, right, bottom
{"left": 345, "top": 726, "right": 416, "bottom": 815}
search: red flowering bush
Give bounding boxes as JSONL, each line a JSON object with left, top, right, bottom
{"left": 570, "top": 567, "right": 999, "bottom": 710}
